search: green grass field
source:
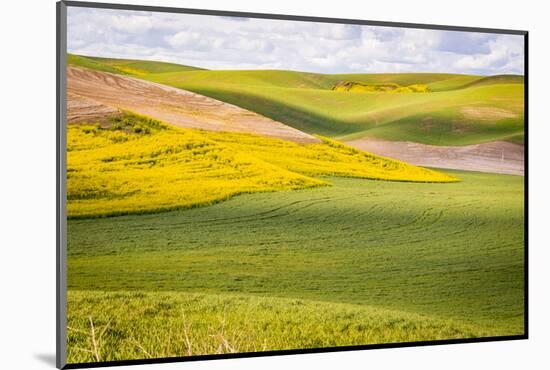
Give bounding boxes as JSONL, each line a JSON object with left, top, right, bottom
{"left": 65, "top": 54, "right": 525, "bottom": 364}
{"left": 68, "top": 54, "right": 524, "bottom": 145}
{"left": 67, "top": 171, "right": 524, "bottom": 363}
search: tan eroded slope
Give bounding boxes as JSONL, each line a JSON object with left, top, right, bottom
{"left": 67, "top": 66, "right": 320, "bottom": 143}
{"left": 346, "top": 138, "right": 524, "bottom": 176}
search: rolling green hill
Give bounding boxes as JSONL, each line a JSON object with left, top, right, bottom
{"left": 68, "top": 54, "right": 204, "bottom": 76}
{"left": 67, "top": 54, "right": 524, "bottom": 146}
{"left": 459, "top": 74, "right": 525, "bottom": 89}
{"left": 153, "top": 77, "right": 524, "bottom": 145}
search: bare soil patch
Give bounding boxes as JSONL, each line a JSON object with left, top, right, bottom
{"left": 346, "top": 138, "right": 524, "bottom": 176}
{"left": 461, "top": 106, "right": 517, "bottom": 120}
{"left": 67, "top": 93, "right": 121, "bottom": 124}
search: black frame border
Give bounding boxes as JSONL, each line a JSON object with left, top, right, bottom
{"left": 56, "top": 1, "right": 529, "bottom": 369}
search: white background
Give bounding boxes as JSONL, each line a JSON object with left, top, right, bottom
{"left": 0, "top": 0, "right": 547, "bottom": 369}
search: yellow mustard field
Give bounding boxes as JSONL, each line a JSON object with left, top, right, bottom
{"left": 67, "top": 113, "right": 457, "bottom": 218}
{"left": 332, "top": 82, "right": 430, "bottom": 93}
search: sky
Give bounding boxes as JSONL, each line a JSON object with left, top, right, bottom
{"left": 67, "top": 7, "right": 525, "bottom": 75}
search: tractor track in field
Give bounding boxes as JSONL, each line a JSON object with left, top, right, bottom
{"left": 138, "top": 196, "right": 341, "bottom": 230}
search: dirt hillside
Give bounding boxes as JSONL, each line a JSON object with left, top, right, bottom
{"left": 67, "top": 66, "right": 320, "bottom": 143}
{"left": 346, "top": 138, "right": 524, "bottom": 176}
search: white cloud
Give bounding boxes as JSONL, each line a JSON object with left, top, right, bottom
{"left": 166, "top": 31, "right": 201, "bottom": 48}
{"left": 110, "top": 14, "right": 153, "bottom": 34}
{"left": 67, "top": 7, "right": 524, "bottom": 75}
{"left": 317, "top": 24, "right": 362, "bottom": 40}
{"left": 452, "top": 35, "right": 524, "bottom": 73}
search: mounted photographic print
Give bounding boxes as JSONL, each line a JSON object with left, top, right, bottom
{"left": 56, "top": 1, "right": 527, "bottom": 368}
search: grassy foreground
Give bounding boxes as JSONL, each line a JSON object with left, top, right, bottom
{"left": 67, "top": 290, "right": 492, "bottom": 363}
{"left": 68, "top": 54, "right": 524, "bottom": 145}
{"left": 68, "top": 113, "right": 455, "bottom": 218}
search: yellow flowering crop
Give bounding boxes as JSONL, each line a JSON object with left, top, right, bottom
{"left": 67, "top": 113, "right": 457, "bottom": 218}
